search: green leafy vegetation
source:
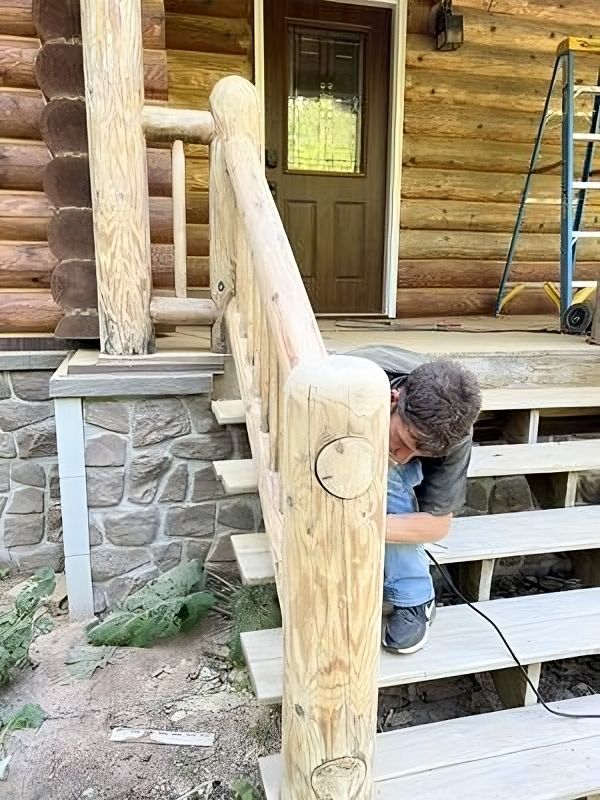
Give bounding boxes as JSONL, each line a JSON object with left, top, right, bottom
{"left": 87, "top": 560, "right": 214, "bottom": 648}
{"left": 229, "top": 584, "right": 281, "bottom": 667}
{"left": 0, "top": 568, "right": 55, "bottom": 687}
{"left": 233, "top": 779, "right": 264, "bottom": 800}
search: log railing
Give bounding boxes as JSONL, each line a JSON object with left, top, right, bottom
{"left": 208, "top": 76, "right": 390, "bottom": 800}
{"left": 82, "top": 4, "right": 389, "bottom": 792}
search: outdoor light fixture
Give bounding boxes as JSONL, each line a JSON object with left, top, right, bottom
{"left": 433, "top": 0, "right": 464, "bottom": 51}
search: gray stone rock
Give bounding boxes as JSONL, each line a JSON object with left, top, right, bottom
{"left": 6, "top": 487, "right": 44, "bottom": 514}
{"left": 165, "top": 503, "right": 215, "bottom": 538}
{"left": 85, "top": 433, "right": 127, "bottom": 467}
{"left": 88, "top": 516, "right": 104, "bottom": 546}
{"left": 9, "top": 542, "right": 63, "bottom": 573}
{"left": 0, "top": 433, "right": 16, "bottom": 458}
{"left": 489, "top": 476, "right": 535, "bottom": 515}
{"left": 0, "top": 374, "right": 10, "bottom": 400}
{"left": 10, "top": 462, "right": 45, "bottom": 488}
{"left": 103, "top": 563, "right": 160, "bottom": 608}
{"left": 184, "top": 539, "right": 211, "bottom": 563}
{"left": 85, "top": 400, "right": 131, "bottom": 433}
{"left": 104, "top": 508, "right": 160, "bottom": 546}
{"left": 206, "top": 530, "right": 235, "bottom": 563}
{"left": 129, "top": 451, "right": 172, "bottom": 504}
{"left": 0, "top": 400, "right": 54, "bottom": 432}
{"left": 159, "top": 463, "right": 188, "bottom": 503}
{"left": 0, "top": 464, "right": 8, "bottom": 492}
{"left": 15, "top": 418, "right": 57, "bottom": 458}
{"left": 46, "top": 504, "right": 63, "bottom": 544}
{"left": 577, "top": 470, "right": 600, "bottom": 505}
{"left": 217, "top": 496, "right": 258, "bottom": 531}
{"left": 131, "top": 399, "right": 191, "bottom": 447}
{"left": 93, "top": 585, "right": 107, "bottom": 614}
{"left": 151, "top": 541, "right": 182, "bottom": 572}
{"left": 184, "top": 397, "right": 220, "bottom": 433}
{"left": 191, "top": 463, "right": 223, "bottom": 502}
{"left": 0, "top": 496, "right": 6, "bottom": 517}
{"left": 171, "top": 432, "right": 234, "bottom": 461}
{"left": 90, "top": 546, "right": 151, "bottom": 582}
{"left": 49, "top": 464, "right": 60, "bottom": 499}
{"left": 231, "top": 427, "right": 252, "bottom": 459}
{"left": 86, "top": 468, "right": 125, "bottom": 507}
{"left": 11, "top": 371, "right": 52, "bottom": 401}
{"left": 4, "top": 514, "right": 44, "bottom": 547}
{"left": 465, "top": 477, "right": 493, "bottom": 514}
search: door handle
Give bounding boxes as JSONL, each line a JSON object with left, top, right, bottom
{"left": 266, "top": 148, "right": 278, "bottom": 169}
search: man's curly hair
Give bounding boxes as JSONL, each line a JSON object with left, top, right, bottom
{"left": 396, "top": 359, "right": 481, "bottom": 457}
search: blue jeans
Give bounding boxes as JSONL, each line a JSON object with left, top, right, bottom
{"left": 384, "top": 460, "right": 434, "bottom": 607}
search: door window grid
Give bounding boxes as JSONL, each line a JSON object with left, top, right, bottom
{"left": 287, "top": 25, "right": 365, "bottom": 173}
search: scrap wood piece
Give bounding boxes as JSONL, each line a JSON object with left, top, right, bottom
{"left": 110, "top": 727, "right": 214, "bottom": 747}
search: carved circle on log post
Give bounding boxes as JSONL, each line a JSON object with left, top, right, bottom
{"left": 315, "top": 436, "right": 376, "bottom": 500}
{"left": 311, "top": 757, "right": 367, "bottom": 799}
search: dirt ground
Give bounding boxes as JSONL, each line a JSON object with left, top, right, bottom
{"left": 0, "top": 604, "right": 279, "bottom": 800}
{"left": 1, "top": 568, "right": 598, "bottom": 800}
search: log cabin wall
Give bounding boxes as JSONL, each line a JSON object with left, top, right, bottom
{"left": 162, "top": 0, "right": 252, "bottom": 297}
{"left": 399, "top": 0, "right": 600, "bottom": 317}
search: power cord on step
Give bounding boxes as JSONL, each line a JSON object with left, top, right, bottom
{"left": 424, "top": 548, "right": 600, "bottom": 720}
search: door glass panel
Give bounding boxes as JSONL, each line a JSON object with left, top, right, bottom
{"left": 287, "top": 25, "right": 364, "bottom": 173}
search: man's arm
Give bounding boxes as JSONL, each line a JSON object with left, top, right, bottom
{"left": 385, "top": 435, "right": 472, "bottom": 545}
{"left": 386, "top": 511, "right": 452, "bottom": 544}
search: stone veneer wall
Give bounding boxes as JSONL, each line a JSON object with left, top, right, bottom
{"left": 83, "top": 395, "right": 262, "bottom": 612}
{"left": 0, "top": 369, "right": 64, "bottom": 573}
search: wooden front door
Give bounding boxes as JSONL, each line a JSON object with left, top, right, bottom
{"left": 265, "top": 0, "right": 391, "bottom": 314}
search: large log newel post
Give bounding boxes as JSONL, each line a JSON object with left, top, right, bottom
{"left": 281, "top": 356, "right": 390, "bottom": 800}
{"left": 79, "top": 0, "right": 153, "bottom": 354}
{"left": 209, "top": 76, "right": 262, "bottom": 352}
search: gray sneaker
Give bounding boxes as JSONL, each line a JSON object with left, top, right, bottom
{"left": 382, "top": 598, "right": 436, "bottom": 654}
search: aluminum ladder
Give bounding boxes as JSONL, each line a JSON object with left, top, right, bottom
{"left": 495, "top": 37, "right": 600, "bottom": 329}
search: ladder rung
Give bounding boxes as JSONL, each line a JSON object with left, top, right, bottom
{"left": 574, "top": 85, "right": 600, "bottom": 95}
{"left": 573, "top": 231, "right": 600, "bottom": 238}
{"left": 573, "top": 133, "right": 600, "bottom": 142}
{"left": 524, "top": 198, "right": 578, "bottom": 205}
{"left": 573, "top": 181, "right": 600, "bottom": 189}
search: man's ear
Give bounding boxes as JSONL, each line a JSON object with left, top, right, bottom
{"left": 390, "top": 388, "right": 400, "bottom": 411}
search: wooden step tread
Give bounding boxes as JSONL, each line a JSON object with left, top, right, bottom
{"left": 260, "top": 695, "right": 600, "bottom": 800}
{"left": 480, "top": 385, "right": 600, "bottom": 410}
{"left": 213, "top": 459, "right": 257, "bottom": 495}
{"left": 211, "top": 389, "right": 600, "bottom": 419}
{"left": 232, "top": 505, "right": 600, "bottom": 585}
{"left": 216, "top": 440, "right": 600, "bottom": 495}
{"left": 211, "top": 399, "right": 245, "bottom": 425}
{"left": 241, "top": 588, "right": 600, "bottom": 703}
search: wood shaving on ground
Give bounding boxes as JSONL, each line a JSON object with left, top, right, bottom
{"left": 110, "top": 728, "right": 215, "bottom": 747}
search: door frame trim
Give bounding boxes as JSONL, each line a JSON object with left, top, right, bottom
{"left": 254, "top": 0, "right": 408, "bottom": 318}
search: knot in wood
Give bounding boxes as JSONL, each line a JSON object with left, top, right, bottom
{"left": 315, "top": 436, "right": 375, "bottom": 499}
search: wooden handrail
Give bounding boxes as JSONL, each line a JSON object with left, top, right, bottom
{"left": 142, "top": 105, "right": 215, "bottom": 144}
{"left": 209, "top": 76, "right": 327, "bottom": 378}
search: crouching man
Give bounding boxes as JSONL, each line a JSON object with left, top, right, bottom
{"left": 350, "top": 347, "right": 481, "bottom": 654}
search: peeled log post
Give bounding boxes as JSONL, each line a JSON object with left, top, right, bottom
{"left": 281, "top": 356, "right": 389, "bottom": 800}
{"left": 80, "top": 0, "right": 153, "bottom": 354}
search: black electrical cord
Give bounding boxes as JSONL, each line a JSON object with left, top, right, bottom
{"left": 424, "top": 548, "right": 600, "bottom": 720}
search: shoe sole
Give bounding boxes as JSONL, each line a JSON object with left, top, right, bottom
{"left": 381, "top": 626, "right": 429, "bottom": 655}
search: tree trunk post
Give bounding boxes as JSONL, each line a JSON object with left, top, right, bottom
{"left": 80, "top": 0, "right": 153, "bottom": 354}
{"left": 281, "top": 355, "right": 390, "bottom": 800}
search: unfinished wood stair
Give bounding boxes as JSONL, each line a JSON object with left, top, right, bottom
{"left": 260, "top": 695, "right": 600, "bottom": 800}
{"left": 231, "top": 505, "right": 600, "bottom": 589}
{"left": 241, "top": 588, "right": 600, "bottom": 705}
